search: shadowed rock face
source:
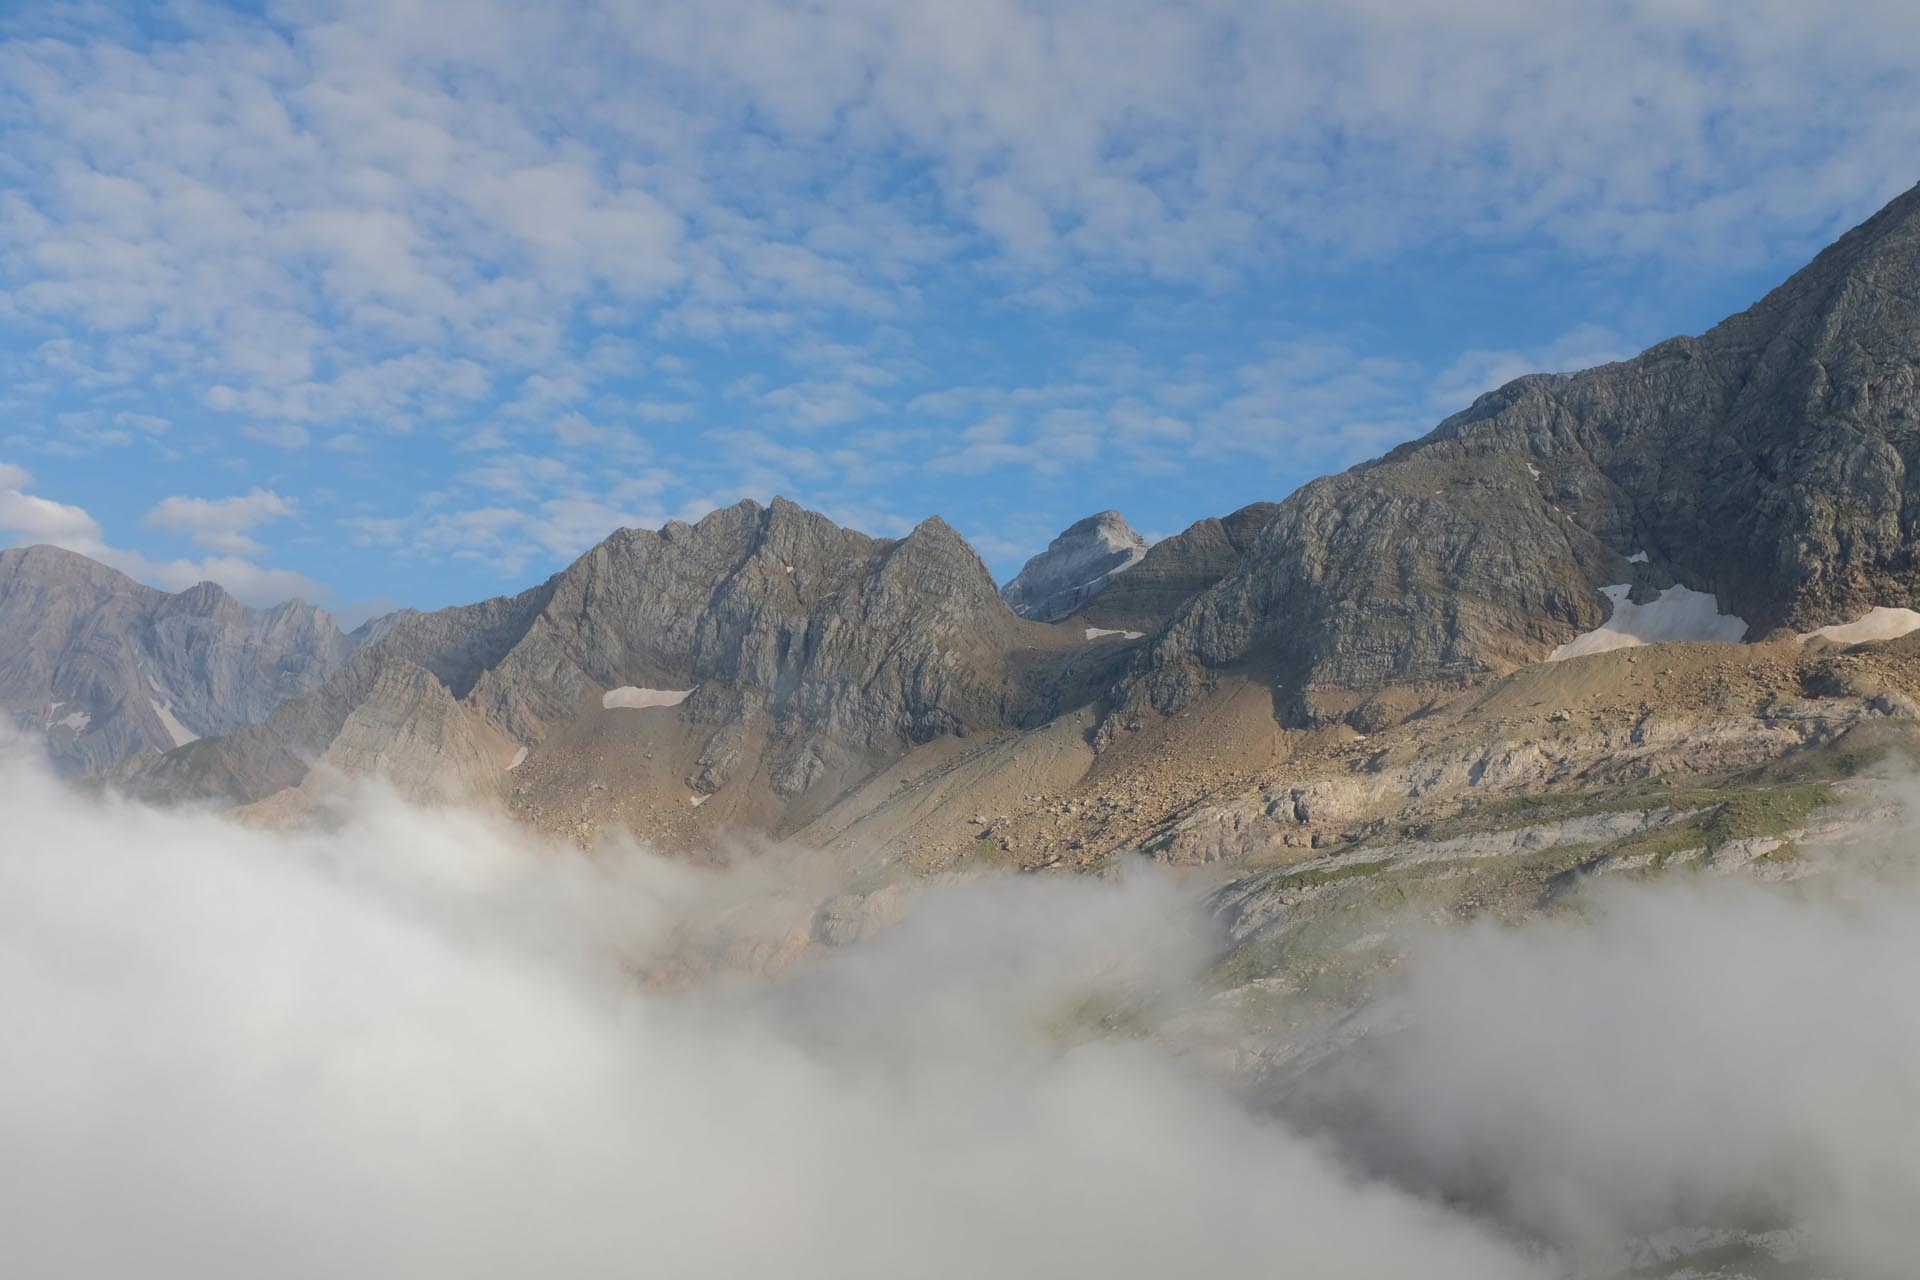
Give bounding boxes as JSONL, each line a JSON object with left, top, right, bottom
{"left": 1000, "top": 511, "right": 1149, "bottom": 621}
{"left": 1126, "top": 182, "right": 1920, "bottom": 724}
{"left": 111, "top": 497, "right": 1044, "bottom": 809}
{"left": 0, "top": 545, "right": 360, "bottom": 772}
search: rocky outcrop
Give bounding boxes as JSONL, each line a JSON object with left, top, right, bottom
{"left": 112, "top": 498, "right": 1047, "bottom": 812}
{"left": 0, "top": 544, "right": 360, "bottom": 772}
{"left": 1128, "top": 182, "right": 1920, "bottom": 726}
{"left": 1000, "top": 511, "right": 1148, "bottom": 621}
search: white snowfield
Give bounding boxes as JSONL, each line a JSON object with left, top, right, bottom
{"left": 147, "top": 697, "right": 198, "bottom": 747}
{"left": 602, "top": 686, "right": 694, "bottom": 711}
{"left": 1084, "top": 626, "right": 1144, "bottom": 641}
{"left": 1797, "top": 606, "right": 1920, "bottom": 645}
{"left": 506, "top": 746, "right": 528, "bottom": 771}
{"left": 1548, "top": 584, "right": 1749, "bottom": 662}
{"left": 689, "top": 792, "right": 710, "bottom": 807}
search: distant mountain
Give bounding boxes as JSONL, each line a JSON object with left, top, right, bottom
{"left": 1002, "top": 504, "right": 1284, "bottom": 635}
{"left": 1076, "top": 502, "right": 1282, "bottom": 633}
{"left": 0, "top": 545, "right": 362, "bottom": 772}
{"left": 1000, "top": 511, "right": 1148, "bottom": 621}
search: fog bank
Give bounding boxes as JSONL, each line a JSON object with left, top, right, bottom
{"left": 8, "top": 730, "right": 1918, "bottom": 1279}
{"left": 1329, "top": 865, "right": 1920, "bottom": 1278}
{"left": 0, "top": 739, "right": 1538, "bottom": 1280}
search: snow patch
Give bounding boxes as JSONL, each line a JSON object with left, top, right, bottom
{"left": 46, "top": 703, "right": 90, "bottom": 733}
{"left": 1526, "top": 464, "right": 1541, "bottom": 479}
{"left": 149, "top": 697, "right": 198, "bottom": 747}
{"left": 1627, "top": 550, "right": 1649, "bottom": 564}
{"left": 602, "top": 686, "right": 694, "bottom": 711}
{"left": 1065, "top": 546, "right": 1147, "bottom": 595}
{"left": 1084, "top": 626, "right": 1144, "bottom": 641}
{"left": 1797, "top": 606, "right": 1920, "bottom": 646}
{"left": 1548, "top": 584, "right": 1749, "bottom": 662}
{"left": 689, "top": 792, "right": 710, "bottom": 807}
{"left": 784, "top": 564, "right": 794, "bottom": 574}
{"left": 506, "top": 746, "right": 528, "bottom": 771}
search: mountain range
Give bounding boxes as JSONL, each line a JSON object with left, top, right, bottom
{"left": 11, "top": 184, "right": 1920, "bottom": 902}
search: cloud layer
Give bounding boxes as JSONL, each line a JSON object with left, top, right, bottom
{"left": 1326, "top": 866, "right": 1920, "bottom": 1278}
{"left": 0, "top": 738, "right": 1542, "bottom": 1279}
{"left": 7, "top": 737, "right": 1920, "bottom": 1275}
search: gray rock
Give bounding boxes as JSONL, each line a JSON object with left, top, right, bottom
{"left": 1079, "top": 502, "right": 1282, "bottom": 633}
{"left": 0, "top": 545, "right": 358, "bottom": 773}
{"left": 1000, "top": 510, "right": 1148, "bottom": 621}
{"left": 1124, "top": 181, "right": 1920, "bottom": 727}
{"left": 112, "top": 497, "right": 1040, "bottom": 809}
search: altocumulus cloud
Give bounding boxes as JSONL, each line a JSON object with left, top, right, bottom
{"left": 5, "top": 0, "right": 1920, "bottom": 607}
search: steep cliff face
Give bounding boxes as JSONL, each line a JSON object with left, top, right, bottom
{"left": 111, "top": 498, "right": 1050, "bottom": 813}
{"left": 1000, "top": 511, "right": 1149, "bottom": 622}
{"left": 0, "top": 545, "right": 358, "bottom": 772}
{"left": 1130, "top": 183, "right": 1920, "bottom": 724}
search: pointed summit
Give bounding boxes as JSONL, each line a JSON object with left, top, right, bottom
{"left": 1000, "top": 510, "right": 1149, "bottom": 622}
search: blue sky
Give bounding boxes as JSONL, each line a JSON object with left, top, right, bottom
{"left": 2, "top": 0, "right": 1918, "bottom": 626}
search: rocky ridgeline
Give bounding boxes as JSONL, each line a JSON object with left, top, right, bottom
{"left": 111, "top": 497, "right": 1045, "bottom": 810}
{"left": 75, "top": 182, "right": 1920, "bottom": 852}
{"left": 0, "top": 545, "right": 360, "bottom": 773}
{"left": 1122, "top": 184, "right": 1920, "bottom": 728}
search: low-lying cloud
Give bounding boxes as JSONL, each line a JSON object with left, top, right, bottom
{"left": 0, "top": 738, "right": 1537, "bottom": 1280}
{"left": 1319, "top": 864, "right": 1920, "bottom": 1279}
{"left": 7, "top": 731, "right": 1918, "bottom": 1278}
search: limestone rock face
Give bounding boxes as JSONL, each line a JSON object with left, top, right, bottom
{"left": 0, "top": 545, "right": 359, "bottom": 772}
{"left": 112, "top": 498, "right": 1040, "bottom": 811}
{"left": 1000, "top": 511, "right": 1148, "bottom": 621}
{"left": 1133, "top": 182, "right": 1920, "bottom": 723}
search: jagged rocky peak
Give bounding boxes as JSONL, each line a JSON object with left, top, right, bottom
{"left": 1121, "top": 180, "right": 1920, "bottom": 731}
{"left": 0, "top": 544, "right": 358, "bottom": 773}
{"left": 507, "top": 499, "right": 1025, "bottom": 747}
{"left": 1000, "top": 510, "right": 1150, "bottom": 621}
{"left": 111, "top": 496, "right": 1041, "bottom": 814}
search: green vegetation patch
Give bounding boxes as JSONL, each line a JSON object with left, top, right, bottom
{"left": 1610, "top": 781, "right": 1832, "bottom": 864}
{"left": 1276, "top": 857, "right": 1394, "bottom": 888}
